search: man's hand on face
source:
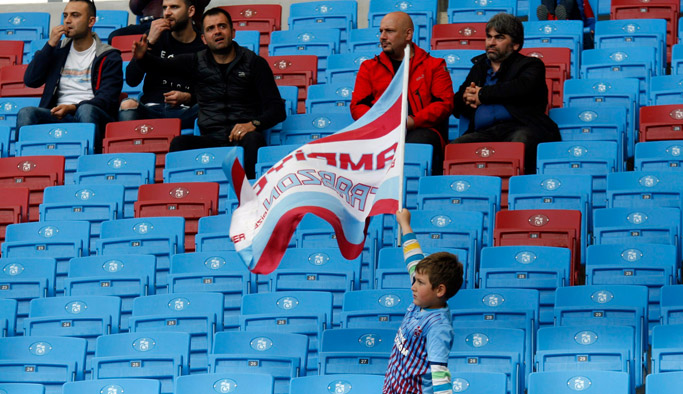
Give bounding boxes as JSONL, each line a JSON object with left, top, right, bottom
{"left": 48, "top": 25, "right": 67, "bottom": 47}
{"left": 147, "top": 18, "right": 170, "bottom": 45}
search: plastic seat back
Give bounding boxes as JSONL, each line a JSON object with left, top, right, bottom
{"left": 290, "top": 374, "right": 384, "bottom": 394}
{"left": 92, "top": 10, "right": 129, "bottom": 43}
{"left": 319, "top": 328, "right": 394, "bottom": 375}
{"left": 176, "top": 373, "right": 273, "bottom": 394}
{"left": 63, "top": 379, "right": 160, "bottom": 394}
{"left": 264, "top": 55, "right": 318, "bottom": 114}
{"left": 0, "top": 155, "right": 64, "bottom": 221}
{"left": 0, "top": 12, "right": 49, "bottom": 44}
{"left": 431, "top": 23, "right": 486, "bottom": 51}
{"left": 111, "top": 34, "right": 143, "bottom": 62}
{"left": 0, "top": 65, "right": 43, "bottom": 97}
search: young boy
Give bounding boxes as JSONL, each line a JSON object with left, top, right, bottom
{"left": 383, "top": 209, "right": 465, "bottom": 394}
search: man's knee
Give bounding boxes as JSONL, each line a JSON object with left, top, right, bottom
{"left": 508, "top": 127, "right": 541, "bottom": 144}
{"left": 119, "top": 99, "right": 139, "bottom": 111}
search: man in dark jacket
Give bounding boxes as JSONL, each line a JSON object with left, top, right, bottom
{"left": 17, "top": 0, "right": 123, "bottom": 151}
{"left": 132, "top": 7, "right": 286, "bottom": 179}
{"left": 451, "top": 13, "right": 560, "bottom": 173}
{"left": 108, "top": 0, "right": 210, "bottom": 42}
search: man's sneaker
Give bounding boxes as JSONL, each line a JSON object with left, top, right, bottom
{"left": 536, "top": 4, "right": 550, "bottom": 20}
{"left": 555, "top": 4, "right": 568, "bottom": 19}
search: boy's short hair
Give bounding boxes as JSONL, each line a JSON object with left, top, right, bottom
{"left": 415, "top": 252, "right": 464, "bottom": 299}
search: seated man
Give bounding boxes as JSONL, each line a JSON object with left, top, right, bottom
{"left": 108, "top": 0, "right": 210, "bottom": 42}
{"left": 132, "top": 7, "right": 286, "bottom": 179}
{"left": 17, "top": 0, "right": 123, "bottom": 152}
{"left": 350, "top": 11, "right": 454, "bottom": 175}
{"left": 451, "top": 13, "right": 560, "bottom": 173}
{"left": 120, "top": 0, "right": 206, "bottom": 129}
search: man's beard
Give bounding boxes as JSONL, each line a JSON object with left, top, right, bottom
{"left": 170, "top": 17, "right": 190, "bottom": 32}
{"left": 212, "top": 41, "right": 233, "bottom": 55}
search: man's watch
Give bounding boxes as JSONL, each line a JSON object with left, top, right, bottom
{"left": 251, "top": 120, "right": 261, "bottom": 127}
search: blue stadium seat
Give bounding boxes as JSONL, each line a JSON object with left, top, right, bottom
{"left": 305, "top": 83, "right": 354, "bottom": 114}
{"left": 375, "top": 247, "right": 468, "bottom": 290}
{"left": 263, "top": 85, "right": 298, "bottom": 144}
{"left": 449, "top": 372, "right": 508, "bottom": 394}
{"left": 340, "top": 288, "right": 412, "bottom": 329}
{"left": 288, "top": 1, "right": 357, "bottom": 52}
{"left": 97, "top": 217, "right": 185, "bottom": 293}
{"left": 417, "top": 175, "right": 500, "bottom": 248}
{"left": 554, "top": 285, "right": 648, "bottom": 386}
{"left": 651, "top": 324, "right": 683, "bottom": 374}
{"left": 448, "top": 0, "right": 516, "bottom": 23}
{"left": 92, "top": 332, "right": 190, "bottom": 394}
{"left": 479, "top": 246, "right": 570, "bottom": 327}
{"left": 537, "top": 141, "right": 618, "bottom": 209}
{"left": 347, "top": 28, "right": 381, "bottom": 53}
{"left": 529, "top": 366, "right": 630, "bottom": 394}
{"left": 646, "top": 371, "right": 683, "bottom": 394}
{"left": 637, "top": 141, "right": 683, "bottom": 171}
{"left": 595, "top": 19, "right": 667, "bottom": 73}
{"left": 255, "top": 144, "right": 300, "bottom": 178}
{"left": 210, "top": 331, "right": 307, "bottom": 394}
{"left": 607, "top": 171, "right": 683, "bottom": 213}
{"left": 266, "top": 247, "right": 360, "bottom": 325}
{"left": 39, "top": 184, "right": 124, "bottom": 251}
{"left": 0, "top": 126, "right": 10, "bottom": 157}
{"left": 0, "top": 299, "right": 15, "bottom": 337}
{"left": 0, "top": 12, "right": 50, "bottom": 45}
{"left": 195, "top": 214, "right": 235, "bottom": 252}
{"left": 92, "top": 10, "right": 128, "bottom": 43}
{"left": 0, "top": 383, "right": 44, "bottom": 394}
{"left": 169, "top": 251, "right": 252, "bottom": 330}
{"left": 65, "top": 254, "right": 156, "bottom": 331}
{"left": 0, "top": 336, "right": 86, "bottom": 394}
{"left": 24, "top": 38, "right": 47, "bottom": 64}
{"left": 660, "top": 285, "right": 683, "bottom": 325}
{"left": 586, "top": 244, "right": 676, "bottom": 341}
{"left": 176, "top": 373, "right": 273, "bottom": 394}
{"left": 129, "top": 292, "right": 224, "bottom": 373}
{"left": 648, "top": 75, "right": 683, "bottom": 105}
{"left": 290, "top": 374, "right": 384, "bottom": 394}
{"left": 235, "top": 30, "right": 260, "bottom": 53}
{"left": 0, "top": 97, "right": 39, "bottom": 151}
{"left": 562, "top": 78, "right": 639, "bottom": 158}
{"left": 240, "top": 291, "right": 333, "bottom": 375}
{"left": 580, "top": 47, "right": 658, "bottom": 106}
{"left": 430, "top": 49, "right": 484, "bottom": 89}
{"left": 522, "top": 20, "right": 584, "bottom": 78}
{"left": 325, "top": 51, "right": 376, "bottom": 85}
{"left": 0, "top": 257, "right": 55, "bottom": 330}
{"left": 122, "top": 61, "right": 144, "bottom": 100}
{"left": 2, "top": 221, "right": 89, "bottom": 295}
{"left": 535, "top": 325, "right": 635, "bottom": 390}
{"left": 448, "top": 327, "right": 525, "bottom": 394}
{"left": 269, "top": 28, "right": 340, "bottom": 79}
{"left": 448, "top": 288, "right": 539, "bottom": 385}
{"left": 368, "top": 0, "right": 437, "bottom": 49}
{"left": 318, "top": 328, "right": 393, "bottom": 375}
{"left": 16, "top": 123, "right": 95, "bottom": 184}
{"left": 673, "top": 43, "right": 683, "bottom": 75}
{"left": 63, "top": 379, "right": 160, "bottom": 394}
{"left": 163, "top": 147, "right": 244, "bottom": 215}
{"left": 279, "top": 112, "right": 354, "bottom": 145}
{"left": 400, "top": 143, "right": 434, "bottom": 210}
{"left": 74, "top": 152, "right": 155, "bottom": 218}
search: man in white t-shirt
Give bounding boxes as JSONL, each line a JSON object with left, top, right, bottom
{"left": 18, "top": 0, "right": 123, "bottom": 151}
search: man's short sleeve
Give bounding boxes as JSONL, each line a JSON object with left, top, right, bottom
{"left": 426, "top": 321, "right": 453, "bottom": 364}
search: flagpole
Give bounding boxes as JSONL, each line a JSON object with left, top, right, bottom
{"left": 396, "top": 43, "right": 410, "bottom": 246}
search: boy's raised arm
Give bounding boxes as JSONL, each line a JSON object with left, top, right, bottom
{"left": 397, "top": 209, "right": 424, "bottom": 282}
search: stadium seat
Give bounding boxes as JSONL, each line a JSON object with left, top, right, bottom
{"left": 522, "top": 20, "right": 584, "bottom": 78}
{"left": 0, "top": 125, "right": 9, "bottom": 157}
{"left": 92, "top": 332, "right": 190, "bottom": 394}
{"left": 0, "top": 383, "right": 44, "bottom": 394}
{"left": 15, "top": 122, "right": 95, "bottom": 184}
{"left": 0, "top": 336, "right": 86, "bottom": 394}
{"left": 529, "top": 371, "right": 630, "bottom": 394}
{"left": 74, "top": 152, "right": 155, "bottom": 218}
{"left": 610, "top": 0, "right": 679, "bottom": 62}
{"left": 169, "top": 251, "right": 252, "bottom": 330}
{"left": 635, "top": 140, "right": 683, "bottom": 170}
{"left": 163, "top": 147, "right": 243, "bottom": 215}
{"left": 129, "top": 292, "right": 223, "bottom": 373}
{"left": 563, "top": 78, "right": 639, "bottom": 158}
{"left": 417, "top": 175, "right": 501, "bottom": 248}
{"left": 479, "top": 246, "right": 570, "bottom": 326}
{"left": 443, "top": 142, "right": 525, "bottom": 209}
{"left": 660, "top": 285, "right": 683, "bottom": 325}
{"left": 255, "top": 144, "right": 299, "bottom": 178}
{"left": 0, "top": 65, "right": 43, "bottom": 97}
{"left": 554, "top": 284, "right": 648, "bottom": 386}
{"left": 318, "top": 328, "right": 394, "bottom": 375}
{"left": 368, "top": 0, "right": 437, "bottom": 49}
{"left": 39, "top": 184, "right": 125, "bottom": 251}
{"left": 305, "top": 83, "right": 354, "bottom": 114}
{"left": 97, "top": 216, "right": 185, "bottom": 293}
{"left": 325, "top": 51, "right": 376, "bottom": 85}
{"left": 0, "top": 97, "right": 39, "bottom": 154}
{"left": 220, "top": 4, "right": 282, "bottom": 56}
{"left": 651, "top": 324, "right": 683, "bottom": 374}
{"left": 646, "top": 371, "right": 683, "bottom": 394}
{"left": 290, "top": 374, "right": 384, "bottom": 394}
{"left": 65, "top": 254, "right": 156, "bottom": 330}
{"left": 2, "top": 220, "right": 88, "bottom": 295}
{"left": 431, "top": 23, "right": 486, "bottom": 50}
{"left": 269, "top": 28, "right": 340, "bottom": 79}
{"left": 264, "top": 86, "right": 298, "bottom": 145}
{"left": 264, "top": 55, "right": 318, "bottom": 114}
{"left": 374, "top": 246, "right": 467, "bottom": 290}
{"left": 121, "top": 61, "right": 144, "bottom": 100}
{"left": 103, "top": 118, "right": 181, "bottom": 182}
{"left": 0, "top": 299, "right": 15, "bottom": 337}
{"left": 0, "top": 257, "right": 55, "bottom": 330}
{"left": 62, "top": 379, "right": 160, "bottom": 394}
{"left": 0, "top": 187, "right": 28, "bottom": 246}
{"left": 673, "top": 43, "right": 683, "bottom": 75}
{"left": 449, "top": 372, "right": 508, "bottom": 394}
{"left": 535, "top": 326, "right": 635, "bottom": 390}
{"left": 279, "top": 112, "right": 354, "bottom": 145}
{"left": 134, "top": 182, "right": 219, "bottom": 252}
{"left": 448, "top": 327, "right": 525, "bottom": 394}
{"left": 649, "top": 75, "right": 683, "bottom": 105}
{"left": 340, "top": 288, "right": 412, "bottom": 329}
{"left": 288, "top": 1, "right": 357, "bottom": 52}
{"left": 347, "top": 27, "right": 381, "bottom": 52}
{"left": 0, "top": 41, "right": 22, "bottom": 68}
{"left": 176, "top": 373, "right": 273, "bottom": 394}
{"left": 448, "top": 0, "right": 516, "bottom": 23}
{"left": 234, "top": 29, "right": 260, "bottom": 53}
{"left": 537, "top": 141, "right": 618, "bottom": 209}
{"left": 606, "top": 171, "right": 683, "bottom": 214}
{"left": 0, "top": 12, "right": 50, "bottom": 45}
{"left": 210, "top": 331, "right": 307, "bottom": 394}
{"left": 92, "top": 10, "right": 129, "bottom": 43}
{"left": 520, "top": 47, "right": 571, "bottom": 111}
{"left": 23, "top": 38, "right": 46, "bottom": 65}
{"left": 639, "top": 104, "right": 683, "bottom": 143}
{"left": 111, "top": 34, "right": 142, "bottom": 62}
{"left": 430, "top": 49, "right": 484, "bottom": 90}
{"left": 240, "top": 291, "right": 333, "bottom": 375}
{"left": 195, "top": 214, "right": 234, "bottom": 252}
{"left": 595, "top": 19, "right": 667, "bottom": 73}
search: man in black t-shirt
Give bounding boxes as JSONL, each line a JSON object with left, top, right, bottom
{"left": 119, "top": 0, "right": 205, "bottom": 129}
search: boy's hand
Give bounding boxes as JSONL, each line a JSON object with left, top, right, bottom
{"left": 395, "top": 208, "right": 413, "bottom": 235}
